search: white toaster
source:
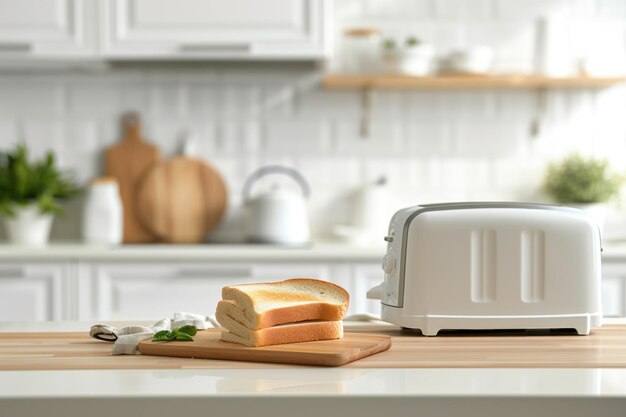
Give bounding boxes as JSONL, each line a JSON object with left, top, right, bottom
{"left": 367, "top": 202, "right": 602, "bottom": 335}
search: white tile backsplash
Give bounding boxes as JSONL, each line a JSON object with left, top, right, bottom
{"left": 493, "top": 0, "right": 572, "bottom": 19}
{"left": 363, "top": 0, "right": 433, "bottom": 18}
{"left": 217, "top": 121, "right": 258, "bottom": 154}
{"left": 295, "top": 90, "right": 360, "bottom": 119}
{"left": 0, "top": 120, "right": 16, "bottom": 144}
{"left": 440, "top": 91, "right": 497, "bottom": 121}
{"left": 265, "top": 120, "right": 332, "bottom": 154}
{"left": 68, "top": 83, "right": 119, "bottom": 118}
{"left": 404, "top": 123, "right": 451, "bottom": 156}
{"left": 295, "top": 156, "right": 362, "bottom": 193}
{"left": 0, "top": 80, "right": 64, "bottom": 118}
{"left": 0, "top": 0, "right": 626, "bottom": 240}
{"left": 596, "top": 0, "right": 626, "bottom": 17}
{"left": 69, "top": 120, "right": 99, "bottom": 154}
{"left": 404, "top": 91, "right": 446, "bottom": 120}
{"left": 495, "top": 91, "right": 535, "bottom": 119}
{"left": 149, "top": 83, "right": 188, "bottom": 118}
{"left": 454, "top": 121, "right": 527, "bottom": 158}
{"left": 21, "top": 121, "right": 65, "bottom": 161}
{"left": 334, "top": 121, "right": 404, "bottom": 155}
{"left": 434, "top": 0, "right": 494, "bottom": 19}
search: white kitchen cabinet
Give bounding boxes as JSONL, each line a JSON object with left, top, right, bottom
{"left": 349, "top": 263, "right": 384, "bottom": 316}
{"left": 79, "top": 261, "right": 333, "bottom": 320}
{"left": 0, "top": 262, "right": 70, "bottom": 321}
{"left": 100, "top": 0, "right": 330, "bottom": 59}
{"left": 0, "top": 0, "right": 330, "bottom": 62}
{"left": 3, "top": 254, "right": 623, "bottom": 323}
{"left": 0, "top": 0, "right": 96, "bottom": 60}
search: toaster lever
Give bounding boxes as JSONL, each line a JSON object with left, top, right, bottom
{"left": 367, "top": 282, "right": 385, "bottom": 300}
{"left": 384, "top": 236, "right": 393, "bottom": 242}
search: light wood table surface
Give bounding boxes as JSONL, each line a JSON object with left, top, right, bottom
{"left": 2, "top": 323, "right": 626, "bottom": 370}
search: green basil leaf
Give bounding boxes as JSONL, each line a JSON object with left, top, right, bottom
{"left": 153, "top": 330, "right": 175, "bottom": 341}
{"left": 178, "top": 325, "right": 197, "bottom": 336}
{"left": 176, "top": 332, "right": 193, "bottom": 342}
{"left": 175, "top": 332, "right": 194, "bottom": 341}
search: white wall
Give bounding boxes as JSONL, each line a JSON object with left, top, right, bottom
{"left": 1, "top": 0, "right": 626, "bottom": 241}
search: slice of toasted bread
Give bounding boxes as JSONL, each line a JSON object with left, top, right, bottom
{"left": 220, "top": 320, "right": 343, "bottom": 347}
{"left": 219, "top": 278, "right": 349, "bottom": 330}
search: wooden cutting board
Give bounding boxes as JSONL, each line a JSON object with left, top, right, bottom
{"left": 136, "top": 156, "right": 228, "bottom": 243}
{"left": 105, "top": 113, "right": 161, "bottom": 243}
{"left": 138, "top": 329, "right": 391, "bottom": 367}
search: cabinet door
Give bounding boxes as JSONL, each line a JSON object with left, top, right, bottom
{"left": 602, "top": 262, "right": 626, "bottom": 318}
{"left": 350, "top": 263, "right": 384, "bottom": 316}
{"left": 85, "top": 261, "right": 332, "bottom": 320}
{"left": 101, "top": 0, "right": 330, "bottom": 59}
{"left": 0, "top": 263, "right": 68, "bottom": 321}
{"left": 0, "top": 0, "right": 95, "bottom": 59}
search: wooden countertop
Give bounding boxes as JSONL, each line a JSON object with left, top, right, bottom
{"left": 2, "top": 323, "right": 626, "bottom": 370}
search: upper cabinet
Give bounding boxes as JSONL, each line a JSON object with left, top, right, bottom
{"left": 0, "top": 0, "right": 96, "bottom": 60}
{"left": 101, "top": 0, "right": 331, "bottom": 59}
{"left": 0, "top": 0, "right": 330, "bottom": 63}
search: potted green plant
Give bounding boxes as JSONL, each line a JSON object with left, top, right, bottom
{"left": 0, "top": 145, "right": 81, "bottom": 245}
{"left": 544, "top": 154, "right": 623, "bottom": 232}
{"left": 381, "top": 36, "right": 435, "bottom": 75}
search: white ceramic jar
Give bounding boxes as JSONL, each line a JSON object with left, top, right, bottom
{"left": 2, "top": 204, "right": 54, "bottom": 245}
{"left": 82, "top": 177, "right": 123, "bottom": 245}
{"left": 342, "top": 28, "right": 381, "bottom": 73}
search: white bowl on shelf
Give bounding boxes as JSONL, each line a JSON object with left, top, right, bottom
{"left": 439, "top": 46, "right": 494, "bottom": 74}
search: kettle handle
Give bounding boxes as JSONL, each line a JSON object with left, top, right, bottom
{"left": 242, "top": 165, "right": 311, "bottom": 201}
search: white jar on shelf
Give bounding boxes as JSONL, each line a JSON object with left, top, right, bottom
{"left": 82, "top": 177, "right": 123, "bottom": 245}
{"left": 342, "top": 28, "right": 381, "bottom": 73}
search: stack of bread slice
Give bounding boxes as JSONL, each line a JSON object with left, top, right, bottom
{"left": 216, "top": 278, "right": 350, "bottom": 347}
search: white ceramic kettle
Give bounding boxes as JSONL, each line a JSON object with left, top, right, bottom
{"left": 243, "top": 165, "right": 311, "bottom": 245}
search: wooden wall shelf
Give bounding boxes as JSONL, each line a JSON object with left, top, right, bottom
{"left": 322, "top": 74, "right": 626, "bottom": 90}
{"left": 322, "top": 74, "right": 626, "bottom": 138}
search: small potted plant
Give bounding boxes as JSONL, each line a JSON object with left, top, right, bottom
{"left": 544, "top": 154, "right": 623, "bottom": 232}
{"left": 0, "top": 145, "right": 81, "bottom": 245}
{"left": 382, "top": 35, "right": 435, "bottom": 75}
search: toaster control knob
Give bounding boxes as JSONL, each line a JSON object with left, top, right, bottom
{"left": 382, "top": 253, "right": 396, "bottom": 275}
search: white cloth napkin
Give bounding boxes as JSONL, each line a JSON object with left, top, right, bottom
{"left": 90, "top": 312, "right": 219, "bottom": 355}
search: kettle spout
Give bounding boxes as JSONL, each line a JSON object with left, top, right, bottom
{"left": 366, "top": 281, "right": 385, "bottom": 300}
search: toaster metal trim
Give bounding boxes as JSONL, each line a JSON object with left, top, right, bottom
{"left": 392, "top": 202, "right": 594, "bottom": 309}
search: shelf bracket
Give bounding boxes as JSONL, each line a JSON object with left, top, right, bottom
{"left": 530, "top": 88, "right": 547, "bottom": 138}
{"left": 360, "top": 87, "right": 373, "bottom": 139}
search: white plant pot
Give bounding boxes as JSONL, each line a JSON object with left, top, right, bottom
{"left": 566, "top": 203, "right": 608, "bottom": 235}
{"left": 2, "top": 204, "right": 54, "bottom": 245}
{"left": 382, "top": 44, "right": 435, "bottom": 75}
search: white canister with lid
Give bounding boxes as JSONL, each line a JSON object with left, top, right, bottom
{"left": 82, "top": 177, "right": 123, "bottom": 245}
{"left": 342, "top": 28, "right": 381, "bottom": 73}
